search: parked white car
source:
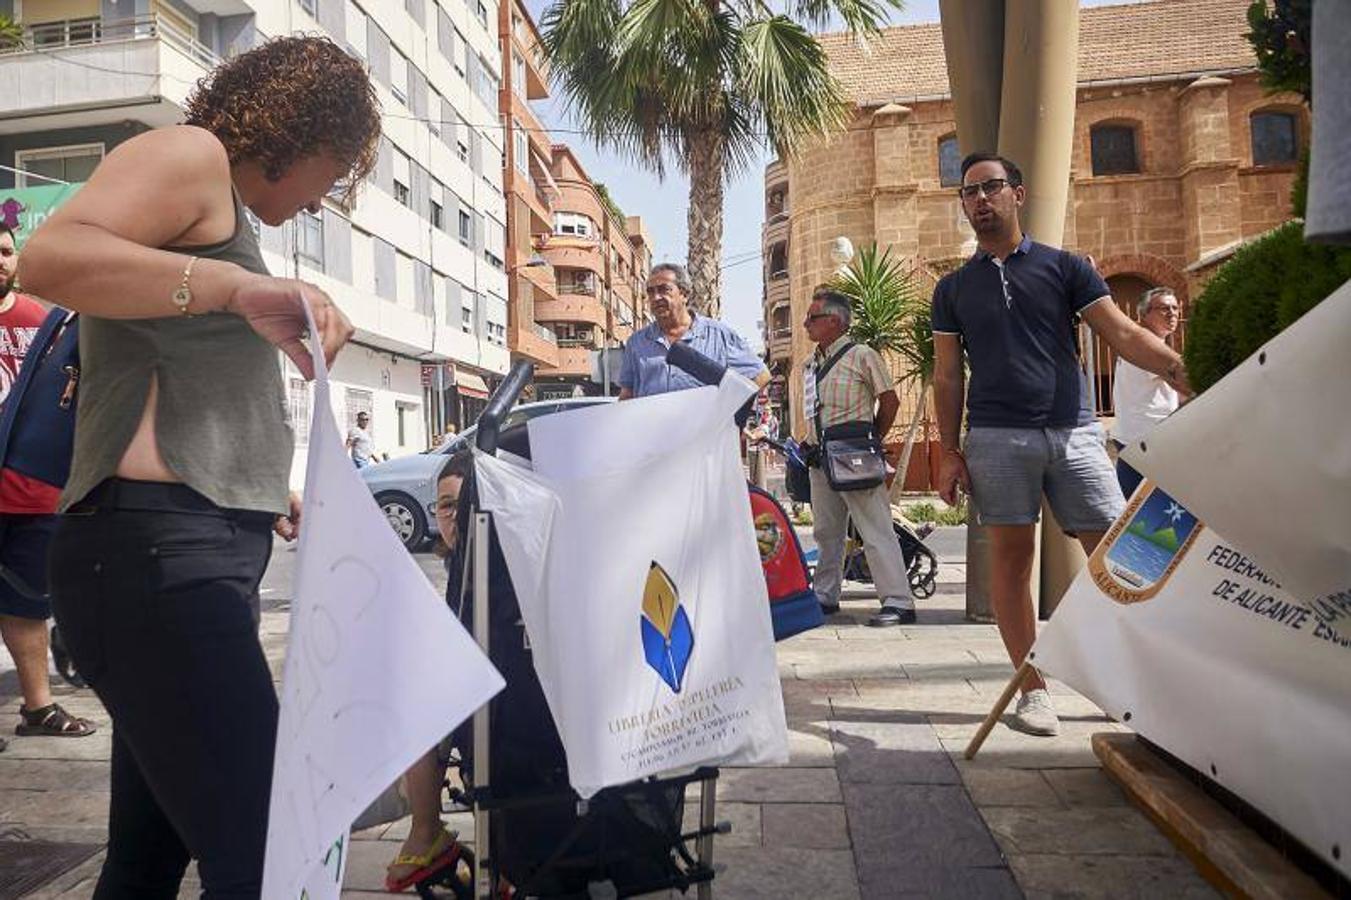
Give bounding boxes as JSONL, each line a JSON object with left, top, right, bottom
{"left": 359, "top": 397, "right": 613, "bottom": 549}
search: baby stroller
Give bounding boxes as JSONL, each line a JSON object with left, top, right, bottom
{"left": 764, "top": 437, "right": 939, "bottom": 600}
{"left": 419, "top": 362, "right": 725, "bottom": 900}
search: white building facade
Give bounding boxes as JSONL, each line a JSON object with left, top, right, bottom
{"left": 0, "top": 0, "right": 510, "bottom": 488}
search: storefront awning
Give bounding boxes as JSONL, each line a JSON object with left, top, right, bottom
{"left": 456, "top": 371, "right": 491, "bottom": 399}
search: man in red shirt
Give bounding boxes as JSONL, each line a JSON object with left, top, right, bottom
{"left": 0, "top": 224, "right": 94, "bottom": 744}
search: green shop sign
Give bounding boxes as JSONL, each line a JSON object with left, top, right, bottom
{"left": 0, "top": 183, "right": 84, "bottom": 248}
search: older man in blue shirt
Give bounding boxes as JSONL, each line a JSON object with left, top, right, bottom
{"left": 619, "top": 263, "right": 769, "bottom": 399}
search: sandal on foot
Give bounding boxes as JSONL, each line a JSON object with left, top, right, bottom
{"left": 16, "top": 703, "right": 97, "bottom": 737}
{"left": 385, "top": 828, "right": 462, "bottom": 893}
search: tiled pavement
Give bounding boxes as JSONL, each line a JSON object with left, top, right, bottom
{"left": 0, "top": 530, "right": 1219, "bottom": 899}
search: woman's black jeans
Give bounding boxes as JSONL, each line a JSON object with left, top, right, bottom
{"left": 50, "top": 479, "right": 276, "bottom": 900}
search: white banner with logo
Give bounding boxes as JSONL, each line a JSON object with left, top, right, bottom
{"left": 1032, "top": 286, "right": 1351, "bottom": 881}
{"left": 261, "top": 308, "right": 504, "bottom": 899}
{"left": 476, "top": 375, "right": 789, "bottom": 798}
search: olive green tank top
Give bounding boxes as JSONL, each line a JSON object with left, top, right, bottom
{"left": 60, "top": 189, "right": 293, "bottom": 515}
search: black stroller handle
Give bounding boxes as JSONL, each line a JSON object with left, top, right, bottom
{"left": 664, "top": 344, "right": 757, "bottom": 428}
{"left": 665, "top": 342, "right": 727, "bottom": 387}
{"left": 476, "top": 360, "right": 535, "bottom": 455}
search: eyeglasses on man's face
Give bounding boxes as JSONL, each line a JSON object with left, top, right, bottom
{"left": 803, "top": 312, "right": 834, "bottom": 326}
{"left": 958, "top": 178, "right": 1011, "bottom": 200}
{"left": 646, "top": 282, "right": 679, "bottom": 298}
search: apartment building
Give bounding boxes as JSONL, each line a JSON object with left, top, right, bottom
{"left": 498, "top": 0, "right": 560, "bottom": 377}
{"left": 761, "top": 0, "right": 1304, "bottom": 487}
{"left": 531, "top": 144, "right": 651, "bottom": 399}
{"left": 0, "top": 0, "right": 510, "bottom": 484}
{"left": 493, "top": 0, "right": 652, "bottom": 400}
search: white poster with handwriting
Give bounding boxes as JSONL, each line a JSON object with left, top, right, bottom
{"left": 261, "top": 312, "right": 504, "bottom": 899}
{"left": 476, "top": 375, "right": 789, "bottom": 799}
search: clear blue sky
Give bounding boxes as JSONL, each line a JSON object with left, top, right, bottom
{"left": 525, "top": 0, "right": 1137, "bottom": 350}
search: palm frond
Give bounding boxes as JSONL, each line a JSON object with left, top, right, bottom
{"left": 735, "top": 16, "right": 848, "bottom": 164}
{"left": 791, "top": 0, "right": 900, "bottom": 36}
{"left": 830, "top": 245, "right": 932, "bottom": 383}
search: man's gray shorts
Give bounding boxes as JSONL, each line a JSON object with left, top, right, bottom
{"left": 963, "top": 423, "right": 1125, "bottom": 534}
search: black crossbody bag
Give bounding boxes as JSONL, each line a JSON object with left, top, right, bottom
{"left": 810, "top": 343, "right": 888, "bottom": 492}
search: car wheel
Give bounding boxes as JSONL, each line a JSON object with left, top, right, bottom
{"left": 375, "top": 491, "right": 427, "bottom": 551}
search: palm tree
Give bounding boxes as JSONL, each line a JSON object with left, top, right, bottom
{"left": 541, "top": 0, "right": 901, "bottom": 313}
{"left": 830, "top": 244, "right": 933, "bottom": 499}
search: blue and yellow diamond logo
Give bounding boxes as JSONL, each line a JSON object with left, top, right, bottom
{"left": 640, "top": 561, "right": 694, "bottom": 693}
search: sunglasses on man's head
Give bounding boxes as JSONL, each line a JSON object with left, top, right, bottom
{"left": 958, "top": 178, "right": 1011, "bottom": 200}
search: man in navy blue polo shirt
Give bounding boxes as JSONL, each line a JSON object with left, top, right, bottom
{"left": 618, "top": 263, "right": 769, "bottom": 399}
{"left": 932, "top": 152, "right": 1190, "bottom": 737}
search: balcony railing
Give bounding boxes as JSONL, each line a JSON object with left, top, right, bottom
{"left": 2, "top": 14, "right": 220, "bottom": 69}
{"left": 558, "top": 282, "right": 597, "bottom": 296}
{"left": 765, "top": 210, "right": 789, "bottom": 224}
{"left": 770, "top": 327, "right": 793, "bottom": 340}
{"left": 557, "top": 337, "right": 596, "bottom": 349}
{"left": 769, "top": 269, "right": 789, "bottom": 280}
{"left": 532, "top": 323, "right": 558, "bottom": 344}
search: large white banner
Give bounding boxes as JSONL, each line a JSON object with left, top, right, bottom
{"left": 1120, "top": 284, "right": 1351, "bottom": 607}
{"left": 261, "top": 312, "right": 504, "bottom": 899}
{"left": 1033, "top": 286, "right": 1351, "bottom": 881}
{"left": 476, "top": 376, "right": 789, "bottom": 798}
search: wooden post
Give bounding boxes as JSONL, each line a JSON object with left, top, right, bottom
{"left": 964, "top": 659, "right": 1032, "bottom": 759}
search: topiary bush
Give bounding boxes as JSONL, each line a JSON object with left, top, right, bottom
{"left": 1185, "top": 221, "right": 1351, "bottom": 393}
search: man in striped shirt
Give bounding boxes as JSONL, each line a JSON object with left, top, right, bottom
{"left": 804, "top": 288, "right": 914, "bottom": 625}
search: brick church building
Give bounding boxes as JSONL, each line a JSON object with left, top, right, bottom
{"left": 761, "top": 0, "right": 1306, "bottom": 484}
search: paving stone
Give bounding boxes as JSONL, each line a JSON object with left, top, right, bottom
{"left": 0, "top": 759, "right": 108, "bottom": 792}
{"left": 961, "top": 768, "right": 1060, "bottom": 808}
{"left": 858, "top": 865, "right": 1023, "bottom": 900}
{"left": 761, "top": 803, "right": 850, "bottom": 849}
{"left": 791, "top": 652, "right": 906, "bottom": 681}
{"left": 684, "top": 800, "right": 761, "bottom": 848}
{"left": 843, "top": 783, "right": 1006, "bottom": 877}
{"left": 1042, "top": 768, "right": 1128, "bottom": 808}
{"left": 709, "top": 846, "right": 859, "bottom": 899}
{"left": 830, "top": 719, "right": 961, "bottom": 786}
{"left": 980, "top": 807, "right": 1177, "bottom": 857}
{"left": 781, "top": 725, "right": 838, "bottom": 767}
{"left": 0, "top": 790, "right": 109, "bottom": 829}
{"left": 1008, "top": 852, "right": 1220, "bottom": 899}
{"left": 344, "top": 837, "right": 402, "bottom": 892}
{"left": 940, "top": 729, "right": 1106, "bottom": 770}
{"left": 0, "top": 734, "right": 112, "bottom": 761}
{"left": 717, "top": 766, "right": 841, "bottom": 804}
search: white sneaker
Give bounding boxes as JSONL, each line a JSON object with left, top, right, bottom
{"left": 1013, "top": 689, "right": 1060, "bottom": 736}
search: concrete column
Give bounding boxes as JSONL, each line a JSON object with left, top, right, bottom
{"left": 940, "top": 0, "right": 1008, "bottom": 623}
{"left": 942, "top": 1, "right": 1084, "bottom": 620}
{"left": 939, "top": 0, "right": 1005, "bottom": 155}
{"left": 996, "top": 0, "right": 1080, "bottom": 245}
{"left": 999, "top": 0, "right": 1085, "bottom": 616}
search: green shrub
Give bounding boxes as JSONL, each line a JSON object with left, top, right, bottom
{"left": 1185, "top": 222, "right": 1351, "bottom": 393}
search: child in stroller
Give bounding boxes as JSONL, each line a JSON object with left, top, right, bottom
{"left": 385, "top": 373, "right": 724, "bottom": 899}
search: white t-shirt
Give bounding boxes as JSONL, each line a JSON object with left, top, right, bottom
{"left": 1112, "top": 359, "right": 1178, "bottom": 445}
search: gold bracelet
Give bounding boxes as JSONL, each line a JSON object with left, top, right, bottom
{"left": 171, "top": 256, "right": 198, "bottom": 316}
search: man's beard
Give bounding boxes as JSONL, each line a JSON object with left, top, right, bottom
{"left": 0, "top": 275, "right": 12, "bottom": 300}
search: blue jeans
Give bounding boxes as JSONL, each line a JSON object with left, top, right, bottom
{"left": 50, "top": 479, "right": 275, "bottom": 899}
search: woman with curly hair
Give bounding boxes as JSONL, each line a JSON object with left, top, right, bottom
{"left": 19, "top": 36, "right": 380, "bottom": 899}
